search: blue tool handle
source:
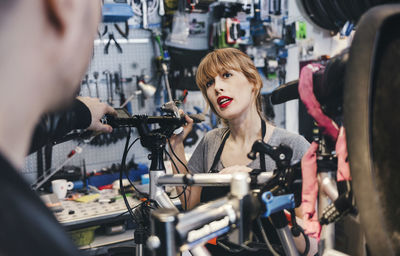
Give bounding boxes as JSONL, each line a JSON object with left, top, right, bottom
{"left": 261, "top": 191, "right": 295, "bottom": 218}
{"left": 193, "top": 106, "right": 203, "bottom": 114}
{"left": 202, "top": 124, "right": 212, "bottom": 131}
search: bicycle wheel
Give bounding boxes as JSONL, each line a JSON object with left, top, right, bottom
{"left": 344, "top": 4, "right": 400, "bottom": 255}
{"left": 303, "top": 0, "right": 338, "bottom": 30}
{"left": 349, "top": 0, "right": 368, "bottom": 21}
{"left": 315, "top": 0, "right": 342, "bottom": 30}
{"left": 322, "top": 0, "right": 348, "bottom": 26}
{"left": 336, "top": 0, "right": 358, "bottom": 21}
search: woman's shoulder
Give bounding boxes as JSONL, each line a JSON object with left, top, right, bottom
{"left": 269, "top": 127, "right": 310, "bottom": 160}
{"left": 197, "top": 128, "right": 229, "bottom": 150}
{"left": 269, "top": 127, "right": 309, "bottom": 149}
{"left": 271, "top": 126, "right": 303, "bottom": 138}
{"left": 203, "top": 127, "right": 229, "bottom": 141}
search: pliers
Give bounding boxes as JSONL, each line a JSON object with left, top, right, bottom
{"left": 104, "top": 33, "right": 123, "bottom": 54}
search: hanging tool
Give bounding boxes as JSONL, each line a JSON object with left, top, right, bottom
{"left": 31, "top": 130, "right": 103, "bottom": 190}
{"left": 103, "top": 71, "right": 109, "bottom": 103}
{"left": 138, "top": 82, "right": 145, "bottom": 109}
{"left": 108, "top": 72, "right": 114, "bottom": 105}
{"left": 97, "top": 25, "right": 108, "bottom": 39}
{"left": 44, "top": 144, "right": 53, "bottom": 172}
{"left": 32, "top": 141, "right": 89, "bottom": 191}
{"left": 104, "top": 33, "right": 123, "bottom": 54}
{"left": 82, "top": 159, "right": 88, "bottom": 190}
{"left": 37, "top": 148, "right": 44, "bottom": 181}
{"left": 114, "top": 72, "right": 121, "bottom": 96}
{"left": 114, "top": 21, "right": 129, "bottom": 39}
{"left": 114, "top": 72, "right": 126, "bottom": 107}
{"left": 81, "top": 74, "right": 92, "bottom": 97}
{"left": 103, "top": 70, "right": 114, "bottom": 106}
{"left": 178, "top": 89, "right": 188, "bottom": 103}
{"left": 93, "top": 71, "right": 100, "bottom": 98}
{"left": 159, "top": 0, "right": 165, "bottom": 16}
{"left": 161, "top": 63, "right": 173, "bottom": 102}
{"left": 141, "top": 0, "right": 148, "bottom": 29}
{"left": 117, "top": 64, "right": 132, "bottom": 113}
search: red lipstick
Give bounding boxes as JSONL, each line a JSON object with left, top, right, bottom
{"left": 217, "top": 96, "right": 233, "bottom": 108}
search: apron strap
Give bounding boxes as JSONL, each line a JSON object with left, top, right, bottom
{"left": 209, "top": 129, "right": 230, "bottom": 173}
{"left": 260, "top": 119, "right": 266, "bottom": 171}
{"left": 209, "top": 119, "right": 267, "bottom": 173}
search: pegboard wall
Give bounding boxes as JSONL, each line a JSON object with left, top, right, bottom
{"left": 22, "top": 21, "right": 210, "bottom": 184}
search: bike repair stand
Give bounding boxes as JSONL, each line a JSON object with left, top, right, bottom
{"left": 270, "top": 211, "right": 300, "bottom": 256}
{"left": 134, "top": 128, "right": 179, "bottom": 256}
{"left": 248, "top": 140, "right": 301, "bottom": 256}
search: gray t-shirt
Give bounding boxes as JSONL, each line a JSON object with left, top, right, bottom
{"left": 187, "top": 127, "right": 310, "bottom": 173}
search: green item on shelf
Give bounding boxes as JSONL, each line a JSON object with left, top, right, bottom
{"left": 296, "top": 21, "right": 307, "bottom": 39}
{"left": 69, "top": 225, "right": 100, "bottom": 247}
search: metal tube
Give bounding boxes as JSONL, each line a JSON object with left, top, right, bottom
{"left": 150, "top": 170, "right": 164, "bottom": 201}
{"left": 157, "top": 172, "right": 274, "bottom": 187}
{"left": 176, "top": 197, "right": 234, "bottom": 237}
{"left": 156, "top": 174, "right": 185, "bottom": 185}
{"left": 158, "top": 173, "right": 232, "bottom": 186}
{"left": 150, "top": 170, "right": 177, "bottom": 210}
{"left": 276, "top": 226, "right": 300, "bottom": 256}
{"left": 176, "top": 174, "right": 250, "bottom": 247}
{"left": 319, "top": 172, "right": 339, "bottom": 201}
{"left": 318, "top": 173, "right": 336, "bottom": 252}
{"left": 230, "top": 172, "right": 250, "bottom": 198}
{"left": 151, "top": 209, "right": 178, "bottom": 256}
{"left": 190, "top": 245, "right": 211, "bottom": 256}
{"left": 154, "top": 189, "right": 178, "bottom": 209}
{"left": 136, "top": 244, "right": 143, "bottom": 256}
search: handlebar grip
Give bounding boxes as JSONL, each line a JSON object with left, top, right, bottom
{"left": 187, "top": 114, "right": 205, "bottom": 123}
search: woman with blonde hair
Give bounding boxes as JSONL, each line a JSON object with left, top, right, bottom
{"left": 170, "top": 47, "right": 309, "bottom": 207}
{"left": 169, "top": 47, "right": 314, "bottom": 255}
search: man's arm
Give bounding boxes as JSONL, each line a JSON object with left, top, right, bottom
{"left": 29, "top": 97, "right": 116, "bottom": 153}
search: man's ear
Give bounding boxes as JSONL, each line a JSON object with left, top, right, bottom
{"left": 43, "top": 0, "right": 66, "bottom": 34}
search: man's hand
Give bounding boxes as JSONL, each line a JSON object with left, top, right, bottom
{"left": 219, "top": 165, "right": 252, "bottom": 174}
{"left": 77, "top": 97, "right": 117, "bottom": 133}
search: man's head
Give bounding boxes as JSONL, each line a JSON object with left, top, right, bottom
{"left": 0, "top": 0, "right": 101, "bottom": 111}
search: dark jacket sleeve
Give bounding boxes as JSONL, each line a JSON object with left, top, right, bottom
{"left": 29, "top": 99, "right": 92, "bottom": 154}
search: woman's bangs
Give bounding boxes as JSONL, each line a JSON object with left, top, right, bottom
{"left": 197, "top": 50, "right": 243, "bottom": 88}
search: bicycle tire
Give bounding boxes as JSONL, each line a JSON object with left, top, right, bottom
{"left": 322, "top": 0, "right": 348, "bottom": 26}
{"left": 336, "top": 0, "right": 358, "bottom": 21}
{"left": 303, "top": 0, "right": 338, "bottom": 30}
{"left": 315, "top": 0, "right": 343, "bottom": 30}
{"left": 344, "top": 5, "right": 400, "bottom": 255}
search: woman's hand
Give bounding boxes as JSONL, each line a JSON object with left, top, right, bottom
{"left": 219, "top": 165, "right": 252, "bottom": 174}
{"left": 169, "top": 110, "right": 194, "bottom": 148}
